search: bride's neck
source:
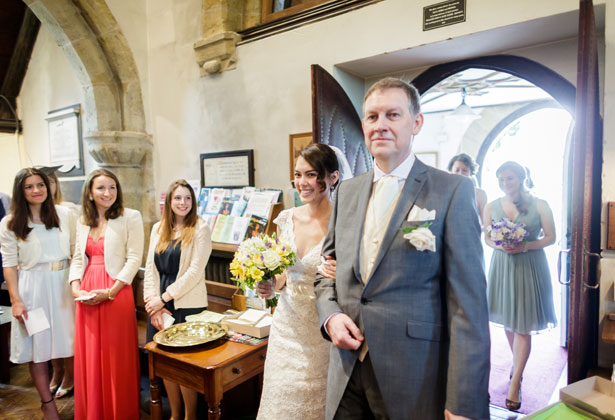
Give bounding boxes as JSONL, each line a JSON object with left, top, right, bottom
{"left": 305, "top": 196, "right": 332, "bottom": 219}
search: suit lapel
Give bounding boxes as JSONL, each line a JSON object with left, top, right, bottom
{"left": 366, "top": 159, "right": 429, "bottom": 284}
{"left": 352, "top": 171, "right": 374, "bottom": 284}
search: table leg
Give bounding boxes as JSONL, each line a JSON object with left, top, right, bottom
{"left": 207, "top": 401, "right": 222, "bottom": 420}
{"left": 149, "top": 375, "right": 163, "bottom": 420}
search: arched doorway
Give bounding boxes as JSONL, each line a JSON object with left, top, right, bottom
{"left": 412, "top": 56, "right": 576, "bottom": 414}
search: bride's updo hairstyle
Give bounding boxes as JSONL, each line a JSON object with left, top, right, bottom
{"left": 298, "top": 144, "right": 340, "bottom": 192}
{"left": 496, "top": 161, "right": 534, "bottom": 215}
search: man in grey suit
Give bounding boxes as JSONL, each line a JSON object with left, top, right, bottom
{"left": 315, "top": 77, "right": 490, "bottom": 420}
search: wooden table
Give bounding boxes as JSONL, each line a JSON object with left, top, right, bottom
{"left": 145, "top": 338, "right": 267, "bottom": 420}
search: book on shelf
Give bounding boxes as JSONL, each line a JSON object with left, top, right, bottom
{"left": 187, "top": 179, "right": 201, "bottom": 196}
{"left": 219, "top": 197, "right": 236, "bottom": 216}
{"left": 197, "top": 188, "right": 210, "bottom": 215}
{"left": 205, "top": 188, "right": 225, "bottom": 214}
{"left": 244, "top": 192, "right": 274, "bottom": 218}
{"left": 244, "top": 215, "right": 268, "bottom": 239}
{"left": 230, "top": 199, "right": 247, "bottom": 217}
{"left": 201, "top": 214, "right": 217, "bottom": 231}
{"left": 210, "top": 214, "right": 228, "bottom": 242}
{"left": 159, "top": 192, "right": 166, "bottom": 215}
{"left": 229, "top": 216, "right": 250, "bottom": 244}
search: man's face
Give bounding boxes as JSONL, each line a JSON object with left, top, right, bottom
{"left": 362, "top": 88, "right": 423, "bottom": 171}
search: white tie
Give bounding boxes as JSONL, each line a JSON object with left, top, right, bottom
{"left": 373, "top": 175, "right": 400, "bottom": 221}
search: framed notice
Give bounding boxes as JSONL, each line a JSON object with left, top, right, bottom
{"left": 416, "top": 152, "right": 439, "bottom": 168}
{"left": 200, "top": 150, "right": 254, "bottom": 188}
{"left": 289, "top": 132, "right": 313, "bottom": 181}
{"left": 46, "top": 104, "right": 84, "bottom": 176}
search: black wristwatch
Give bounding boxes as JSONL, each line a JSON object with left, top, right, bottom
{"left": 160, "top": 294, "right": 167, "bottom": 304}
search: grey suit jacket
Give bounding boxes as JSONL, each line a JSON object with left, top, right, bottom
{"left": 315, "top": 159, "right": 490, "bottom": 420}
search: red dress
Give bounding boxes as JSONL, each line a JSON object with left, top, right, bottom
{"left": 74, "top": 236, "right": 140, "bottom": 420}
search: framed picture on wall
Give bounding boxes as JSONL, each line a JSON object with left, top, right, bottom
{"left": 46, "top": 104, "right": 84, "bottom": 177}
{"left": 200, "top": 149, "right": 254, "bottom": 188}
{"left": 416, "top": 151, "right": 438, "bottom": 168}
{"left": 289, "top": 132, "right": 313, "bottom": 181}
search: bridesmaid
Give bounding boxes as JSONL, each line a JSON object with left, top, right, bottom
{"left": 0, "top": 167, "right": 75, "bottom": 420}
{"left": 144, "top": 179, "right": 212, "bottom": 420}
{"left": 69, "top": 168, "right": 144, "bottom": 420}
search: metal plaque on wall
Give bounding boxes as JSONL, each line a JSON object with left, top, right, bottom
{"left": 423, "top": 0, "right": 466, "bottom": 31}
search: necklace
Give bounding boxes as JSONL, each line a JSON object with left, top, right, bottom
{"left": 32, "top": 216, "right": 42, "bottom": 222}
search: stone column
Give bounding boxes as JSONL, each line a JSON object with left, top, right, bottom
{"left": 85, "top": 130, "right": 156, "bottom": 260}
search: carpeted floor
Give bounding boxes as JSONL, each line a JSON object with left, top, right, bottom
{"left": 489, "top": 323, "right": 567, "bottom": 414}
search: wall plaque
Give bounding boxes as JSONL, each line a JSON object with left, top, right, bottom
{"left": 200, "top": 150, "right": 254, "bottom": 188}
{"left": 46, "top": 104, "right": 84, "bottom": 176}
{"left": 423, "top": 0, "right": 466, "bottom": 31}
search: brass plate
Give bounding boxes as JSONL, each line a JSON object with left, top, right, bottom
{"left": 153, "top": 321, "right": 227, "bottom": 347}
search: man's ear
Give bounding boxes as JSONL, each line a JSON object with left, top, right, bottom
{"left": 412, "top": 113, "right": 424, "bottom": 135}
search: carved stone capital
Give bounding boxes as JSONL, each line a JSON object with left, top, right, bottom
{"left": 193, "top": 31, "right": 240, "bottom": 76}
{"left": 84, "top": 130, "right": 152, "bottom": 168}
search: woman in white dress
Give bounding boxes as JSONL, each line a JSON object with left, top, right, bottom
{"left": 0, "top": 167, "right": 75, "bottom": 420}
{"left": 41, "top": 166, "right": 78, "bottom": 398}
{"left": 256, "top": 144, "right": 349, "bottom": 419}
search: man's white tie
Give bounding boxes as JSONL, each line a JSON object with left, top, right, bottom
{"left": 373, "top": 175, "right": 400, "bottom": 221}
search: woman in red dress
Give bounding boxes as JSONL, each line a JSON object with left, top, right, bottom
{"left": 69, "top": 169, "right": 144, "bottom": 420}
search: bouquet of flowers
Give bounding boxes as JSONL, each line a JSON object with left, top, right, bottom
{"left": 229, "top": 233, "right": 297, "bottom": 309}
{"left": 487, "top": 218, "right": 530, "bottom": 248}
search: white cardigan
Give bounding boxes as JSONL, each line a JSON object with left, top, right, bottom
{"left": 144, "top": 217, "right": 211, "bottom": 309}
{"left": 69, "top": 208, "right": 144, "bottom": 285}
{"left": 0, "top": 205, "right": 76, "bottom": 269}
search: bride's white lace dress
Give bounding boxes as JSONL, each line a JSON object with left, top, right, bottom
{"left": 256, "top": 209, "right": 330, "bottom": 420}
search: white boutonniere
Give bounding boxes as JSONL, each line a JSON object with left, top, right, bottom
{"left": 401, "top": 222, "right": 436, "bottom": 252}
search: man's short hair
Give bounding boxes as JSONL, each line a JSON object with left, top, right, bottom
{"left": 363, "top": 77, "right": 422, "bottom": 116}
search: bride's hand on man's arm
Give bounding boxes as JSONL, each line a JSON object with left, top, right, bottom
{"left": 319, "top": 256, "right": 336, "bottom": 279}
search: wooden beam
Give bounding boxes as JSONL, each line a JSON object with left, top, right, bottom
{"left": 1, "top": 8, "right": 40, "bottom": 98}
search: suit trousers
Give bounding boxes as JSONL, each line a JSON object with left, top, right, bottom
{"left": 334, "top": 353, "right": 389, "bottom": 420}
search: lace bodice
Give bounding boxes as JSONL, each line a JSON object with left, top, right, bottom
{"left": 273, "top": 209, "right": 324, "bottom": 296}
{"left": 257, "top": 207, "right": 330, "bottom": 420}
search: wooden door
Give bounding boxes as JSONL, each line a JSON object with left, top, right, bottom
{"left": 311, "top": 64, "right": 372, "bottom": 176}
{"left": 568, "top": 0, "right": 603, "bottom": 383}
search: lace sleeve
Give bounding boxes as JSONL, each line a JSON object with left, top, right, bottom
{"left": 273, "top": 208, "right": 292, "bottom": 239}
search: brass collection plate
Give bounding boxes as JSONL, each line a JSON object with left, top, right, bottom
{"left": 154, "top": 321, "right": 227, "bottom": 347}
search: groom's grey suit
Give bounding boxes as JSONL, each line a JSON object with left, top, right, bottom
{"left": 315, "top": 158, "right": 490, "bottom": 420}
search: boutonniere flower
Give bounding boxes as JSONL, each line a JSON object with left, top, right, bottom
{"left": 401, "top": 222, "right": 436, "bottom": 252}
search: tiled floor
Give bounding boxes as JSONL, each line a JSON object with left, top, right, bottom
{"left": 0, "top": 363, "right": 150, "bottom": 420}
{"left": 1, "top": 362, "right": 570, "bottom": 420}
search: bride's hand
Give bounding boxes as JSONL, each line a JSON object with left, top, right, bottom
{"left": 256, "top": 279, "right": 274, "bottom": 298}
{"left": 319, "top": 256, "right": 337, "bottom": 280}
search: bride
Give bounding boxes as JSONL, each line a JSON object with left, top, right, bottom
{"left": 256, "top": 143, "right": 350, "bottom": 419}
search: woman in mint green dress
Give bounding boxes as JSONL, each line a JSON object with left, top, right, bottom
{"left": 483, "top": 161, "right": 557, "bottom": 412}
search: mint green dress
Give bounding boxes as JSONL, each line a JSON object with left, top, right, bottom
{"left": 487, "top": 198, "right": 557, "bottom": 334}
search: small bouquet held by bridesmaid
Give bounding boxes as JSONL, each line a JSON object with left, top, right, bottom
{"left": 230, "top": 233, "right": 297, "bottom": 309}
{"left": 487, "top": 218, "right": 530, "bottom": 248}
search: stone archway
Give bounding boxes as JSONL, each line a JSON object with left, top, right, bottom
{"left": 23, "top": 0, "right": 155, "bottom": 232}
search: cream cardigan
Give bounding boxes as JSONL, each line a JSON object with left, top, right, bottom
{"left": 69, "top": 208, "right": 144, "bottom": 285}
{"left": 143, "top": 217, "right": 211, "bottom": 309}
{"left": 0, "top": 205, "right": 76, "bottom": 269}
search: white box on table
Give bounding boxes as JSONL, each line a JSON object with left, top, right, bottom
{"left": 560, "top": 376, "right": 615, "bottom": 420}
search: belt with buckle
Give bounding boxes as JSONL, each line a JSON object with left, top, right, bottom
{"left": 25, "top": 259, "right": 70, "bottom": 272}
